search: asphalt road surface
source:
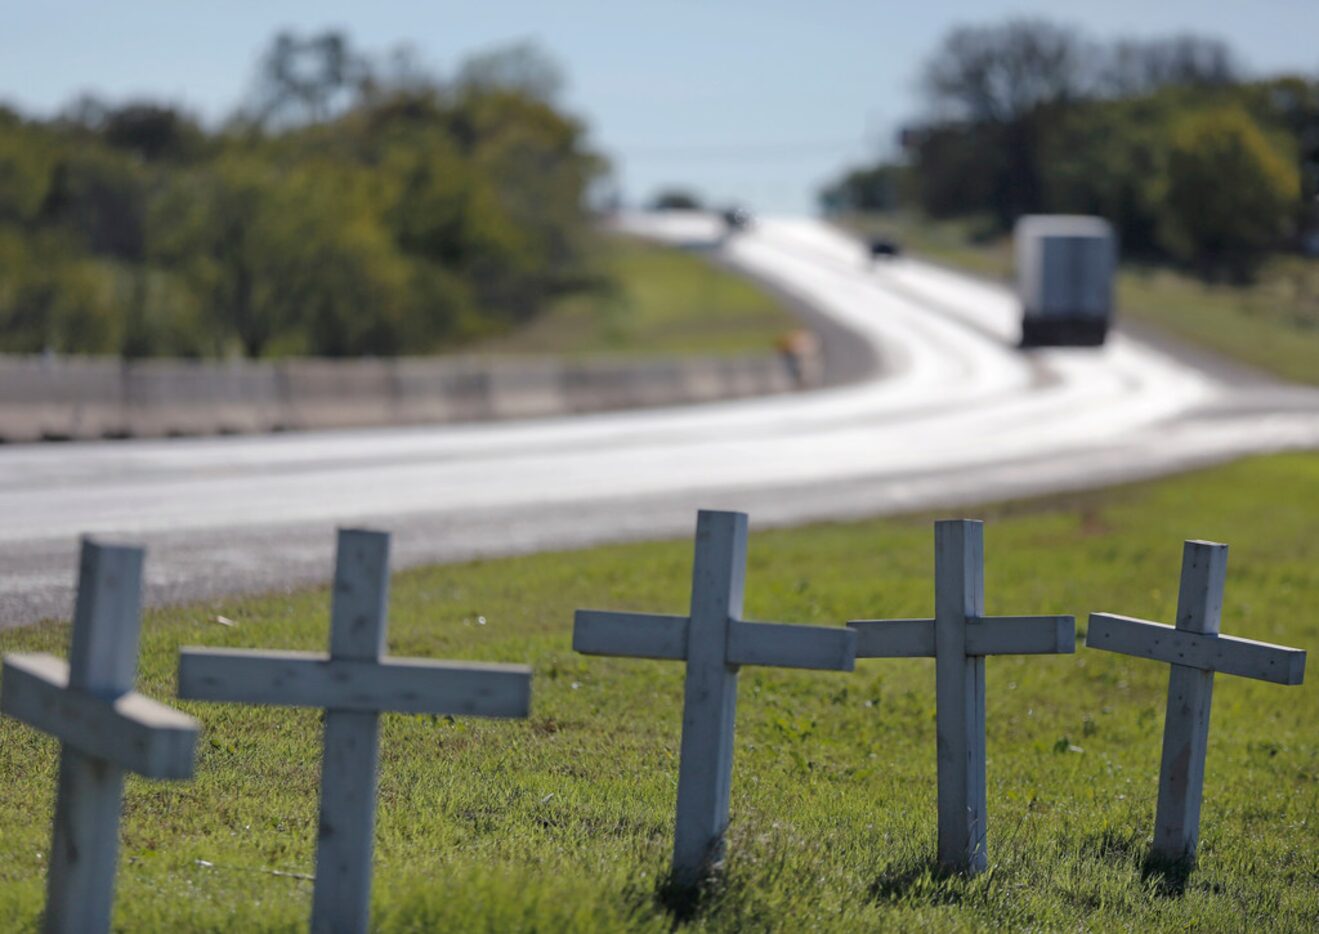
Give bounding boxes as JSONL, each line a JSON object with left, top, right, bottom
{"left": 4, "top": 214, "right": 1317, "bottom": 628}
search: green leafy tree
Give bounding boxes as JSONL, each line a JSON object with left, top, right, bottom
{"left": 0, "top": 33, "right": 604, "bottom": 359}
{"left": 0, "top": 229, "right": 118, "bottom": 353}
{"left": 0, "top": 119, "right": 55, "bottom": 225}
{"left": 457, "top": 88, "right": 602, "bottom": 308}
{"left": 150, "top": 155, "right": 282, "bottom": 357}
{"left": 1040, "top": 95, "right": 1175, "bottom": 257}
{"left": 253, "top": 162, "right": 414, "bottom": 356}
{"left": 247, "top": 31, "right": 370, "bottom": 127}
{"left": 831, "top": 18, "right": 1313, "bottom": 279}
{"left": 918, "top": 18, "right": 1095, "bottom": 225}
{"left": 456, "top": 42, "right": 564, "bottom": 104}
{"left": 42, "top": 146, "right": 147, "bottom": 261}
{"left": 1158, "top": 107, "right": 1300, "bottom": 279}
{"left": 101, "top": 103, "right": 206, "bottom": 162}
{"left": 819, "top": 163, "right": 909, "bottom": 215}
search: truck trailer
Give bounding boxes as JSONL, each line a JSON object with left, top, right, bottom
{"left": 1015, "top": 215, "right": 1116, "bottom": 347}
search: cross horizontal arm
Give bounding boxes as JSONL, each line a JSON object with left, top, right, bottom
{"left": 726, "top": 620, "right": 857, "bottom": 671}
{"left": 1, "top": 653, "right": 198, "bottom": 779}
{"left": 1087, "top": 614, "right": 1306, "bottom": 685}
{"left": 965, "top": 616, "right": 1076, "bottom": 656}
{"left": 572, "top": 610, "right": 689, "bottom": 660}
{"left": 178, "top": 649, "right": 532, "bottom": 717}
{"left": 847, "top": 619, "right": 935, "bottom": 658}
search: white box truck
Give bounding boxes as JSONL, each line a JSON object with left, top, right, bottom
{"left": 1015, "top": 215, "right": 1116, "bottom": 346}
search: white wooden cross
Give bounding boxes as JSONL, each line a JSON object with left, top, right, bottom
{"left": 573, "top": 509, "right": 857, "bottom": 887}
{"left": 1087, "top": 539, "right": 1306, "bottom": 864}
{"left": 177, "top": 529, "right": 532, "bottom": 934}
{"left": 1, "top": 540, "right": 199, "bottom": 934}
{"left": 847, "top": 519, "right": 1075, "bottom": 875}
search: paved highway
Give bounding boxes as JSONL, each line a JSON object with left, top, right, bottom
{"left": 3, "top": 214, "right": 1317, "bottom": 627}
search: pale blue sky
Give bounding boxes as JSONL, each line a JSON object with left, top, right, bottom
{"left": 3, "top": 2, "right": 1316, "bottom": 212}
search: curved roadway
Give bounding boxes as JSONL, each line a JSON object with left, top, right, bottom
{"left": 3, "top": 214, "right": 1317, "bottom": 627}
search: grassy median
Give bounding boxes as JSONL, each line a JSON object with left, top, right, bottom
{"left": 474, "top": 233, "right": 799, "bottom": 357}
{"left": 1, "top": 452, "right": 1316, "bottom": 931}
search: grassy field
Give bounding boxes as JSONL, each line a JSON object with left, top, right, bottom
{"left": 474, "top": 234, "right": 799, "bottom": 357}
{"left": 1, "top": 453, "right": 1317, "bottom": 930}
{"left": 844, "top": 212, "right": 1319, "bottom": 385}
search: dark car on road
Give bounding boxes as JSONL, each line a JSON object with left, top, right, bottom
{"left": 722, "top": 206, "right": 753, "bottom": 232}
{"left": 868, "top": 236, "right": 901, "bottom": 259}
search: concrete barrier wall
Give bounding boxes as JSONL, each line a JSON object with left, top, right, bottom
{"left": 0, "top": 349, "right": 819, "bottom": 442}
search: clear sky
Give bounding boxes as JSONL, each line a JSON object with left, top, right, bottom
{"left": 3, "top": 1, "right": 1316, "bottom": 213}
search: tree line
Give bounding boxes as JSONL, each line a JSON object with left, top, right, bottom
{"left": 0, "top": 34, "right": 606, "bottom": 358}
{"left": 822, "top": 20, "right": 1317, "bottom": 281}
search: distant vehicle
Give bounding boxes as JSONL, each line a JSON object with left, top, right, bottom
{"left": 721, "top": 206, "right": 753, "bottom": 232}
{"left": 868, "top": 236, "right": 901, "bottom": 259}
{"left": 1015, "top": 215, "right": 1115, "bottom": 347}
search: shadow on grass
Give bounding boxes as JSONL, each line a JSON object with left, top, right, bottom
{"left": 1140, "top": 851, "right": 1196, "bottom": 899}
{"left": 867, "top": 856, "right": 964, "bottom": 906}
{"left": 1081, "top": 830, "right": 1204, "bottom": 900}
{"left": 1080, "top": 827, "right": 1145, "bottom": 864}
{"left": 1076, "top": 826, "right": 1214, "bottom": 901}
{"left": 647, "top": 822, "right": 798, "bottom": 927}
{"left": 648, "top": 864, "right": 727, "bottom": 927}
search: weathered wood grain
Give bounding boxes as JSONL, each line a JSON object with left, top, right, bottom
{"left": 572, "top": 509, "right": 856, "bottom": 888}
{"left": 1086, "top": 540, "right": 1307, "bottom": 864}
{"left": 934, "top": 520, "right": 988, "bottom": 876}
{"left": 572, "top": 610, "right": 690, "bottom": 660}
{"left": 672, "top": 510, "right": 745, "bottom": 886}
{"left": 1154, "top": 541, "right": 1223, "bottom": 864}
{"left": 848, "top": 618, "right": 936, "bottom": 657}
{"left": 726, "top": 620, "right": 857, "bottom": 671}
{"left": 176, "top": 528, "right": 531, "bottom": 934}
{"left": 177, "top": 650, "right": 531, "bottom": 717}
{"left": 1086, "top": 614, "right": 1304, "bottom": 685}
{"left": 848, "top": 520, "right": 1075, "bottom": 876}
{"left": 965, "top": 615, "right": 1075, "bottom": 656}
{"left": 312, "top": 529, "right": 390, "bottom": 934}
{"left": 2, "top": 654, "right": 197, "bottom": 778}
{"left": 0, "top": 541, "right": 198, "bottom": 934}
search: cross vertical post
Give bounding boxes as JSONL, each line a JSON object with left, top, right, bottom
{"left": 1087, "top": 539, "right": 1306, "bottom": 865}
{"left": 50, "top": 543, "right": 142, "bottom": 934}
{"left": 1153, "top": 541, "right": 1223, "bottom": 863}
{"left": 934, "top": 519, "right": 988, "bottom": 874}
{"left": 848, "top": 519, "right": 1075, "bottom": 876}
{"left": 573, "top": 509, "right": 857, "bottom": 888}
{"left": 313, "top": 529, "right": 390, "bottom": 934}
{"left": 178, "top": 528, "right": 532, "bottom": 934}
{"left": 673, "top": 511, "right": 745, "bottom": 880}
{"left": 1, "top": 540, "right": 199, "bottom": 934}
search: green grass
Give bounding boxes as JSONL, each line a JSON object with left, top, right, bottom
{"left": 474, "top": 234, "right": 799, "bottom": 356}
{"left": 841, "top": 212, "right": 1319, "bottom": 385}
{"left": 847, "top": 212, "right": 1016, "bottom": 283}
{"left": 1117, "top": 259, "right": 1319, "bottom": 383}
{"left": 2, "top": 453, "right": 1318, "bottom": 930}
